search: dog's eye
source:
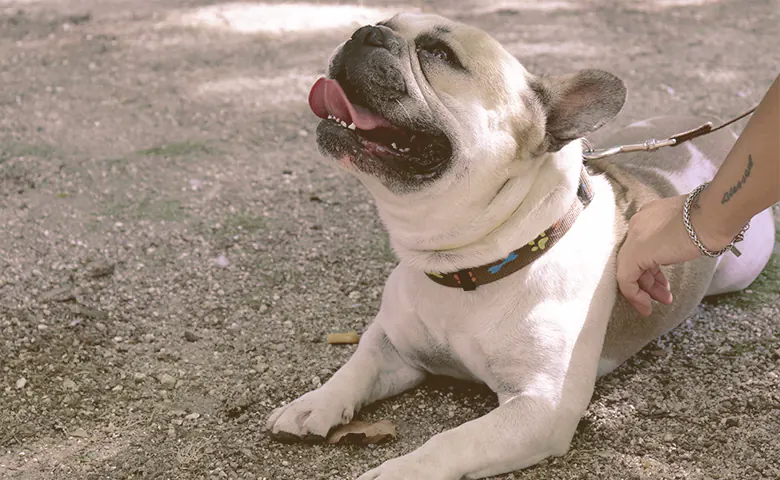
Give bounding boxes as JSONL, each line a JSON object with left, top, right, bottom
{"left": 427, "top": 45, "right": 450, "bottom": 61}
{"left": 417, "top": 41, "right": 460, "bottom": 68}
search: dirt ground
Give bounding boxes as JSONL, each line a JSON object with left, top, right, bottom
{"left": 1, "top": 0, "right": 778, "bottom": 479}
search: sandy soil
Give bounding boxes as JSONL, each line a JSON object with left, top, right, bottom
{"left": 1, "top": 1, "right": 778, "bottom": 479}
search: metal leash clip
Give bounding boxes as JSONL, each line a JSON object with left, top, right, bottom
{"left": 581, "top": 106, "right": 756, "bottom": 162}
{"left": 582, "top": 137, "right": 678, "bottom": 161}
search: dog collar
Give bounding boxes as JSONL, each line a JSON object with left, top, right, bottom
{"left": 425, "top": 168, "right": 594, "bottom": 291}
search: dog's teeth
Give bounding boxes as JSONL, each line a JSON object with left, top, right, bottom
{"left": 347, "top": 123, "right": 356, "bottom": 130}
{"left": 391, "top": 143, "right": 397, "bottom": 149}
{"left": 328, "top": 115, "right": 333, "bottom": 119}
{"left": 340, "top": 121, "right": 347, "bottom": 128}
{"left": 400, "top": 147, "right": 410, "bottom": 153}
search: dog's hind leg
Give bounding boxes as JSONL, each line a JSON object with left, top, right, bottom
{"left": 265, "top": 321, "right": 425, "bottom": 441}
{"left": 706, "top": 207, "right": 775, "bottom": 296}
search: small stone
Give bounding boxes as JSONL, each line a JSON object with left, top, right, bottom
{"left": 70, "top": 428, "right": 88, "bottom": 438}
{"left": 63, "top": 379, "right": 77, "bottom": 390}
{"left": 16, "top": 377, "right": 27, "bottom": 389}
{"left": 37, "top": 324, "right": 48, "bottom": 330}
{"left": 256, "top": 363, "right": 269, "bottom": 374}
{"left": 157, "top": 373, "right": 176, "bottom": 387}
{"left": 184, "top": 330, "right": 200, "bottom": 342}
{"left": 95, "top": 322, "right": 107, "bottom": 332}
{"left": 112, "top": 385, "right": 123, "bottom": 392}
{"left": 216, "top": 255, "right": 230, "bottom": 268}
{"left": 185, "top": 412, "right": 201, "bottom": 420}
{"left": 311, "top": 376, "right": 322, "bottom": 387}
{"left": 88, "top": 261, "right": 115, "bottom": 278}
{"left": 663, "top": 433, "right": 674, "bottom": 443}
{"left": 133, "top": 372, "right": 147, "bottom": 382}
{"left": 725, "top": 418, "right": 740, "bottom": 428}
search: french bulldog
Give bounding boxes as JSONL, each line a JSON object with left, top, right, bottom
{"left": 265, "top": 13, "right": 776, "bottom": 479}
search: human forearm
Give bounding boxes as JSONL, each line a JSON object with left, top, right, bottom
{"left": 692, "top": 74, "right": 780, "bottom": 250}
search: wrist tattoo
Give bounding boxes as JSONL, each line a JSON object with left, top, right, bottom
{"left": 721, "top": 154, "right": 753, "bottom": 204}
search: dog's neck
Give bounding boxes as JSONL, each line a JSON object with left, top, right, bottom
{"left": 376, "top": 141, "right": 585, "bottom": 273}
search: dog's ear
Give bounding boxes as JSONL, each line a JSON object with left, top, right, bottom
{"left": 531, "top": 70, "right": 626, "bottom": 152}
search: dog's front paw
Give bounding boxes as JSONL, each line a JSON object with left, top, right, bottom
{"left": 265, "top": 388, "right": 354, "bottom": 442}
{"left": 358, "top": 452, "right": 457, "bottom": 480}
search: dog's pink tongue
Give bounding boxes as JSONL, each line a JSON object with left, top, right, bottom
{"left": 308, "top": 77, "right": 393, "bottom": 130}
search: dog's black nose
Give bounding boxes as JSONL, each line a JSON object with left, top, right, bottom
{"left": 354, "top": 25, "right": 387, "bottom": 48}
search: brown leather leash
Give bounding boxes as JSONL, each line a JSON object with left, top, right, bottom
{"left": 582, "top": 106, "right": 757, "bottom": 161}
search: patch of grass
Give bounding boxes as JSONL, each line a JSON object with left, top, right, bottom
{"left": 137, "top": 141, "right": 213, "bottom": 157}
{"left": 224, "top": 212, "right": 266, "bottom": 231}
{"left": 708, "top": 253, "right": 780, "bottom": 309}
{"left": 0, "top": 141, "right": 56, "bottom": 163}
{"left": 101, "top": 197, "right": 187, "bottom": 222}
{"left": 137, "top": 198, "right": 186, "bottom": 221}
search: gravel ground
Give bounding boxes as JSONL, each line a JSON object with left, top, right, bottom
{"left": 0, "top": 1, "right": 778, "bottom": 479}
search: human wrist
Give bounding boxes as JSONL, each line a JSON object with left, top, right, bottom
{"left": 688, "top": 184, "right": 745, "bottom": 251}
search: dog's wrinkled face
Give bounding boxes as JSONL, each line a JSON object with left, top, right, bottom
{"left": 309, "top": 13, "right": 626, "bottom": 195}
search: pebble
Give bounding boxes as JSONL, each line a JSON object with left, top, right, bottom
{"left": 63, "top": 379, "right": 77, "bottom": 390}
{"left": 157, "top": 373, "right": 176, "bottom": 387}
{"left": 256, "top": 363, "right": 269, "bottom": 374}
{"left": 185, "top": 412, "right": 201, "bottom": 420}
{"left": 311, "top": 376, "right": 322, "bottom": 387}
{"left": 133, "top": 372, "right": 147, "bottom": 382}
{"left": 88, "top": 261, "right": 115, "bottom": 278}
{"left": 184, "top": 330, "right": 200, "bottom": 342}
{"left": 16, "top": 377, "right": 27, "bottom": 389}
{"left": 663, "top": 433, "right": 674, "bottom": 443}
{"left": 216, "top": 255, "right": 230, "bottom": 268}
{"left": 70, "top": 427, "right": 88, "bottom": 438}
{"left": 112, "top": 385, "right": 123, "bottom": 392}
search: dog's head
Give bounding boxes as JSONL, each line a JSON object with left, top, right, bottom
{"left": 309, "top": 13, "right": 626, "bottom": 197}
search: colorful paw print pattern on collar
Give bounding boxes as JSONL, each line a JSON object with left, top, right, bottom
{"left": 426, "top": 167, "right": 594, "bottom": 291}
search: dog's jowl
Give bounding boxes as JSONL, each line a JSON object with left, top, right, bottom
{"left": 266, "top": 13, "right": 776, "bottom": 480}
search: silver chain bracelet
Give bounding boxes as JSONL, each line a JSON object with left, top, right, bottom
{"left": 682, "top": 183, "right": 750, "bottom": 258}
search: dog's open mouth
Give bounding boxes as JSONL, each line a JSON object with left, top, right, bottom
{"left": 308, "top": 78, "right": 451, "bottom": 179}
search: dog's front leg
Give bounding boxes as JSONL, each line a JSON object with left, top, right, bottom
{"left": 265, "top": 321, "right": 425, "bottom": 441}
{"left": 358, "top": 390, "right": 586, "bottom": 479}
{"left": 358, "top": 315, "right": 606, "bottom": 480}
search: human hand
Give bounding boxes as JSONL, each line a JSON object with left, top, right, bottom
{"left": 616, "top": 195, "right": 705, "bottom": 316}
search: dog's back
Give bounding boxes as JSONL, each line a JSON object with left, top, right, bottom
{"left": 587, "top": 117, "right": 775, "bottom": 375}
